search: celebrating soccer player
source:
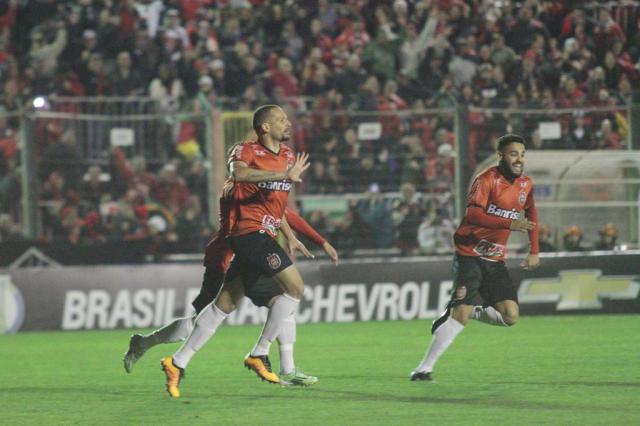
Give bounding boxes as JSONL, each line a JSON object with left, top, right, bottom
{"left": 159, "top": 105, "right": 316, "bottom": 397}
{"left": 410, "top": 133, "right": 540, "bottom": 381}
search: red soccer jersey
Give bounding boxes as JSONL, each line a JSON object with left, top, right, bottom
{"left": 454, "top": 166, "right": 538, "bottom": 262}
{"left": 229, "top": 140, "right": 295, "bottom": 237}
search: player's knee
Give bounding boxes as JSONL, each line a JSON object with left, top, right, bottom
{"left": 214, "top": 295, "right": 236, "bottom": 314}
{"left": 502, "top": 312, "right": 519, "bottom": 326}
{"left": 284, "top": 286, "right": 303, "bottom": 300}
{"left": 451, "top": 306, "right": 471, "bottom": 326}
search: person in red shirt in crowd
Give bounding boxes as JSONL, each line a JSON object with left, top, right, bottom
{"left": 411, "top": 134, "right": 540, "bottom": 382}
{"left": 150, "top": 163, "right": 190, "bottom": 216}
{"left": 268, "top": 56, "right": 300, "bottom": 98}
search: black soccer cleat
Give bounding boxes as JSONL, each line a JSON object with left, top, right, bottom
{"left": 431, "top": 305, "right": 451, "bottom": 334}
{"left": 410, "top": 371, "right": 433, "bottom": 381}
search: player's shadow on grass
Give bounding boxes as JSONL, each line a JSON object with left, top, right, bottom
{"left": 489, "top": 380, "right": 640, "bottom": 388}
{"left": 228, "top": 388, "right": 611, "bottom": 412}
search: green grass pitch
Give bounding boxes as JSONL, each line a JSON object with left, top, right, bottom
{"left": 3, "top": 315, "right": 639, "bottom": 425}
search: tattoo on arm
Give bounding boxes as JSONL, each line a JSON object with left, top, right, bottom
{"left": 231, "top": 162, "right": 287, "bottom": 183}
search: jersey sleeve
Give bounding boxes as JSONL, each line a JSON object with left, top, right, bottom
{"left": 230, "top": 142, "right": 254, "bottom": 165}
{"left": 467, "top": 174, "right": 492, "bottom": 209}
{"left": 285, "top": 208, "right": 326, "bottom": 247}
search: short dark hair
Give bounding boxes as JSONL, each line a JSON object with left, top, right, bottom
{"left": 497, "top": 133, "right": 526, "bottom": 152}
{"left": 252, "top": 104, "right": 280, "bottom": 133}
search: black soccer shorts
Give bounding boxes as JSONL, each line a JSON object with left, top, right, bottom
{"left": 450, "top": 254, "right": 518, "bottom": 307}
{"left": 225, "top": 230, "right": 291, "bottom": 307}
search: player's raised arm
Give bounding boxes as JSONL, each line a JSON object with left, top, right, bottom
{"left": 230, "top": 160, "right": 287, "bottom": 182}
{"left": 230, "top": 153, "right": 310, "bottom": 183}
{"left": 286, "top": 153, "right": 311, "bottom": 182}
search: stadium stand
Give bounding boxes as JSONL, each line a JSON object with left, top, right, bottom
{"left": 0, "top": 0, "right": 639, "bottom": 258}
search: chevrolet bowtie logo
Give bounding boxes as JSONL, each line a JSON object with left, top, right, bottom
{"left": 519, "top": 270, "right": 640, "bottom": 310}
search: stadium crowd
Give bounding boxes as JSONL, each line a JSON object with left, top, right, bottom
{"left": 0, "top": 0, "right": 639, "bottom": 256}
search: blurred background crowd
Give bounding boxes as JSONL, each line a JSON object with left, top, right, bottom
{"left": 0, "top": 0, "right": 638, "bottom": 258}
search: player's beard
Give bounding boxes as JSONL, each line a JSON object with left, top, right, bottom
{"left": 279, "top": 129, "right": 291, "bottom": 142}
{"left": 499, "top": 158, "right": 523, "bottom": 179}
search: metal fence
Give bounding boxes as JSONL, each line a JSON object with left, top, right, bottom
{"left": 7, "top": 98, "right": 216, "bottom": 258}
{"left": 1, "top": 97, "right": 639, "bottom": 259}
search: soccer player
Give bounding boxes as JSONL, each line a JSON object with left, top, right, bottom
{"left": 410, "top": 133, "right": 540, "bottom": 381}
{"left": 160, "top": 105, "right": 315, "bottom": 397}
{"left": 122, "top": 203, "right": 337, "bottom": 376}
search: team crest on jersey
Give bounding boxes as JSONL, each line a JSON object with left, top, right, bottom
{"left": 520, "top": 181, "right": 528, "bottom": 188}
{"left": 518, "top": 191, "right": 527, "bottom": 206}
{"left": 255, "top": 150, "right": 266, "bottom": 156}
{"left": 267, "top": 253, "right": 282, "bottom": 270}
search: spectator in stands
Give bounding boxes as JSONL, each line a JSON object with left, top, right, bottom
{"left": 594, "top": 223, "right": 619, "bottom": 251}
{"left": 592, "top": 118, "right": 622, "bottom": 149}
{"left": 354, "top": 184, "right": 393, "bottom": 249}
{"left": 162, "top": 9, "right": 190, "bottom": 49}
{"left": 79, "top": 165, "right": 110, "bottom": 210}
{"left": 448, "top": 36, "right": 477, "bottom": 88}
{"left": 417, "top": 214, "right": 455, "bottom": 255}
{"left": 563, "top": 225, "right": 586, "bottom": 251}
{"left": 0, "top": 157, "right": 19, "bottom": 219}
{"left": 148, "top": 62, "right": 183, "bottom": 112}
{"left": 40, "top": 128, "right": 80, "bottom": 188}
{"left": 335, "top": 53, "right": 368, "bottom": 106}
{"left": 362, "top": 17, "right": 399, "bottom": 82}
{"left": 391, "top": 182, "right": 423, "bottom": 255}
{"left": 566, "top": 111, "right": 593, "bottom": 149}
{"left": 0, "top": 213, "right": 22, "bottom": 242}
{"left": 537, "top": 223, "right": 557, "bottom": 252}
{"left": 174, "top": 195, "right": 207, "bottom": 253}
{"left": 103, "top": 198, "right": 147, "bottom": 243}
{"left": 80, "top": 53, "right": 110, "bottom": 96}
{"left": 150, "top": 163, "right": 190, "bottom": 216}
{"left": 398, "top": 134, "right": 426, "bottom": 189}
{"left": 29, "top": 22, "right": 67, "bottom": 81}
{"left": 490, "top": 33, "right": 517, "bottom": 74}
{"left": 519, "top": 223, "right": 556, "bottom": 253}
{"left": 349, "top": 155, "right": 385, "bottom": 194}
{"left": 134, "top": 0, "right": 164, "bottom": 38}
{"left": 111, "top": 51, "right": 142, "bottom": 96}
{"left": 399, "top": 8, "right": 438, "bottom": 79}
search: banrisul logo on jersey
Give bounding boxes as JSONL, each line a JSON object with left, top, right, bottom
{"left": 257, "top": 180, "right": 292, "bottom": 192}
{"left": 0, "top": 275, "right": 25, "bottom": 334}
{"left": 486, "top": 203, "right": 520, "bottom": 219}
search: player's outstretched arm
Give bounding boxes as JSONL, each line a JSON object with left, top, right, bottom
{"left": 321, "top": 241, "right": 339, "bottom": 265}
{"left": 281, "top": 215, "right": 314, "bottom": 259}
{"left": 521, "top": 200, "right": 540, "bottom": 270}
{"left": 285, "top": 208, "right": 338, "bottom": 265}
